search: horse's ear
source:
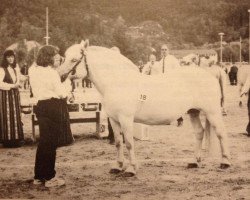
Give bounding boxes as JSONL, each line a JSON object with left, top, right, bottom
{"left": 80, "top": 39, "right": 89, "bottom": 49}
{"left": 84, "top": 39, "right": 89, "bottom": 49}
{"left": 80, "top": 40, "right": 85, "bottom": 48}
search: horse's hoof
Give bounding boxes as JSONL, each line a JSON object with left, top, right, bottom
{"left": 187, "top": 163, "right": 199, "bottom": 168}
{"left": 110, "top": 161, "right": 124, "bottom": 174}
{"left": 123, "top": 165, "right": 136, "bottom": 177}
{"left": 123, "top": 171, "right": 136, "bottom": 177}
{"left": 220, "top": 163, "right": 230, "bottom": 169}
{"left": 109, "top": 168, "right": 122, "bottom": 174}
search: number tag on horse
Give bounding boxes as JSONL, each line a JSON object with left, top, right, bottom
{"left": 139, "top": 94, "right": 147, "bottom": 102}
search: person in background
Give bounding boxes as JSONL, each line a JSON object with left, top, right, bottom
{"left": 182, "top": 54, "right": 199, "bottom": 67}
{"left": 239, "top": 75, "right": 250, "bottom": 137}
{"left": 142, "top": 54, "right": 157, "bottom": 75}
{"left": 137, "top": 60, "right": 144, "bottom": 73}
{"left": 29, "top": 45, "right": 74, "bottom": 187}
{"left": 150, "top": 44, "right": 183, "bottom": 126}
{"left": 0, "top": 50, "right": 24, "bottom": 148}
{"left": 229, "top": 63, "right": 238, "bottom": 85}
{"left": 150, "top": 44, "right": 180, "bottom": 75}
{"left": 20, "top": 62, "right": 29, "bottom": 89}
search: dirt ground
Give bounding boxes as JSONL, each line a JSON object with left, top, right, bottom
{"left": 0, "top": 83, "right": 250, "bottom": 200}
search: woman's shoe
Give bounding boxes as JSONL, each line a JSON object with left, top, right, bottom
{"left": 45, "top": 177, "right": 65, "bottom": 188}
{"left": 33, "top": 179, "right": 44, "bottom": 185}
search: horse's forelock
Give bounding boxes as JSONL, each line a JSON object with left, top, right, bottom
{"left": 65, "top": 44, "right": 82, "bottom": 58}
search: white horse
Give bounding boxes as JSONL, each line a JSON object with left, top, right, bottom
{"left": 57, "top": 40, "right": 231, "bottom": 176}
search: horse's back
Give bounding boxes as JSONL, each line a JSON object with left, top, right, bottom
{"left": 133, "top": 67, "right": 220, "bottom": 124}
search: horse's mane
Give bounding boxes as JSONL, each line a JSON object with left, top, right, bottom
{"left": 87, "top": 46, "right": 138, "bottom": 72}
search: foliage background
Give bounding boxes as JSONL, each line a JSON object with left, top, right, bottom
{"left": 0, "top": 0, "right": 250, "bottom": 65}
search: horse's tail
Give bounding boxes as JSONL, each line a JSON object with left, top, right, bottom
{"left": 203, "top": 119, "right": 220, "bottom": 157}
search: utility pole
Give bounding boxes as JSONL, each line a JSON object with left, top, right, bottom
{"left": 218, "top": 32, "right": 224, "bottom": 65}
{"left": 44, "top": 7, "right": 50, "bottom": 45}
{"left": 240, "top": 36, "right": 242, "bottom": 67}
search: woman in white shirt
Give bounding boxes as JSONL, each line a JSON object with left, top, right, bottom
{"left": 29, "top": 45, "right": 73, "bottom": 188}
{"left": 0, "top": 50, "right": 24, "bottom": 147}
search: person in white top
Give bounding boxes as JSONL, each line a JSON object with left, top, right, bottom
{"left": 240, "top": 74, "right": 250, "bottom": 137}
{"left": 142, "top": 54, "right": 157, "bottom": 75}
{"left": 148, "top": 44, "right": 183, "bottom": 126}
{"left": 150, "top": 44, "right": 180, "bottom": 75}
{"left": 0, "top": 50, "right": 24, "bottom": 147}
{"left": 29, "top": 45, "right": 74, "bottom": 188}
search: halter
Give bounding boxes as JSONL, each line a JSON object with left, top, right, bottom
{"left": 61, "top": 49, "right": 89, "bottom": 82}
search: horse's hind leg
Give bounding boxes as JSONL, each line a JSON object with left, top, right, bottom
{"left": 188, "top": 110, "right": 204, "bottom": 168}
{"left": 119, "top": 116, "right": 137, "bottom": 176}
{"left": 109, "top": 118, "right": 124, "bottom": 174}
{"left": 206, "top": 112, "right": 231, "bottom": 168}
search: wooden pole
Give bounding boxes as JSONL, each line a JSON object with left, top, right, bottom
{"left": 240, "top": 36, "right": 242, "bottom": 67}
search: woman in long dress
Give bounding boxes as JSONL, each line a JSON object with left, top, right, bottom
{"left": 0, "top": 50, "right": 24, "bottom": 147}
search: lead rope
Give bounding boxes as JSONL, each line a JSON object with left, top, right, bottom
{"left": 83, "top": 53, "right": 90, "bottom": 78}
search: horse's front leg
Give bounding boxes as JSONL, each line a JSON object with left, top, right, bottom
{"left": 119, "top": 116, "right": 138, "bottom": 177}
{"left": 109, "top": 118, "right": 124, "bottom": 174}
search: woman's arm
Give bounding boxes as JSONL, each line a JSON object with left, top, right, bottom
{"left": 52, "top": 70, "right": 68, "bottom": 98}
{"left": 241, "top": 76, "right": 250, "bottom": 97}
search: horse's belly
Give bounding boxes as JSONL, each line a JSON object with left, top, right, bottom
{"left": 134, "top": 95, "right": 192, "bottom": 125}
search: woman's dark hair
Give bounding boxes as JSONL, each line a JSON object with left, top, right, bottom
{"left": 1, "top": 50, "right": 17, "bottom": 68}
{"left": 36, "top": 45, "right": 59, "bottom": 67}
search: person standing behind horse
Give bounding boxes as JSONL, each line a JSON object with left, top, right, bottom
{"left": 137, "top": 60, "right": 144, "bottom": 73}
{"left": 29, "top": 45, "right": 74, "bottom": 187}
{"left": 150, "top": 44, "right": 180, "bottom": 75}
{"left": 0, "top": 50, "right": 24, "bottom": 148}
{"left": 239, "top": 75, "right": 250, "bottom": 137}
{"left": 147, "top": 44, "right": 183, "bottom": 126}
{"left": 142, "top": 54, "right": 157, "bottom": 75}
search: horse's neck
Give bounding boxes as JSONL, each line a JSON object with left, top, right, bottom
{"left": 89, "top": 64, "right": 139, "bottom": 96}
{"left": 89, "top": 68, "right": 138, "bottom": 95}
{"left": 87, "top": 49, "right": 138, "bottom": 96}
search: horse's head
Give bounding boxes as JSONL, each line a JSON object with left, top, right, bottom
{"left": 57, "top": 40, "right": 89, "bottom": 80}
{"left": 199, "top": 55, "right": 216, "bottom": 67}
{"left": 182, "top": 54, "right": 199, "bottom": 66}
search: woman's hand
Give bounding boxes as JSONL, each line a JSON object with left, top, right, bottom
{"left": 68, "top": 92, "right": 75, "bottom": 103}
{"left": 11, "top": 83, "right": 20, "bottom": 89}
